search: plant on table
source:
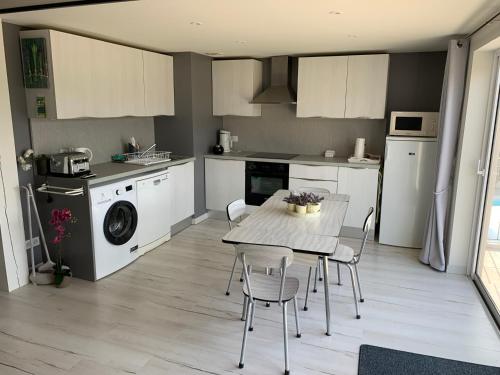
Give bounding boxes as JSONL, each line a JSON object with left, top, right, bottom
{"left": 306, "top": 193, "right": 324, "bottom": 213}
{"left": 49, "top": 208, "right": 77, "bottom": 288}
{"left": 283, "top": 192, "right": 298, "bottom": 211}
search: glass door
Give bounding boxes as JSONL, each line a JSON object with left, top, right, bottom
{"left": 474, "top": 51, "right": 500, "bottom": 326}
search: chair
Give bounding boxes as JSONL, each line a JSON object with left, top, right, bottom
{"left": 304, "top": 207, "right": 374, "bottom": 319}
{"left": 225, "top": 199, "right": 247, "bottom": 296}
{"left": 296, "top": 187, "right": 330, "bottom": 194}
{"left": 237, "top": 244, "right": 300, "bottom": 375}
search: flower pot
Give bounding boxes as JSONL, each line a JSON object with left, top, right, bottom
{"left": 307, "top": 203, "right": 321, "bottom": 213}
{"left": 287, "top": 203, "right": 296, "bottom": 212}
{"left": 55, "top": 274, "right": 72, "bottom": 288}
{"left": 295, "top": 205, "right": 307, "bottom": 215}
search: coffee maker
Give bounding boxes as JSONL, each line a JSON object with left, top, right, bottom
{"left": 219, "top": 130, "right": 232, "bottom": 153}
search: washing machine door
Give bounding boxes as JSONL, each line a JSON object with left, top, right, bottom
{"left": 103, "top": 201, "right": 138, "bottom": 245}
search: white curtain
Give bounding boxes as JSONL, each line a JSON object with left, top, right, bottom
{"left": 420, "top": 39, "right": 470, "bottom": 271}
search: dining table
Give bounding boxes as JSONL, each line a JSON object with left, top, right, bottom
{"left": 222, "top": 189, "right": 349, "bottom": 336}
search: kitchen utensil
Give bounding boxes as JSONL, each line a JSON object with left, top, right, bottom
{"left": 50, "top": 152, "right": 91, "bottom": 176}
{"left": 213, "top": 145, "right": 224, "bottom": 155}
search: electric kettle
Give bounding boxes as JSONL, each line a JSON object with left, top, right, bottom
{"left": 219, "top": 130, "right": 231, "bottom": 153}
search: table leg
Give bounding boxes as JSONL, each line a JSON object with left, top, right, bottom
{"left": 322, "top": 256, "right": 331, "bottom": 336}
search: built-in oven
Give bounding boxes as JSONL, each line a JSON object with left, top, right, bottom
{"left": 245, "top": 161, "right": 289, "bottom": 206}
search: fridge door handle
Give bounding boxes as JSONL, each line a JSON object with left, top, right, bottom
{"left": 477, "top": 159, "right": 486, "bottom": 177}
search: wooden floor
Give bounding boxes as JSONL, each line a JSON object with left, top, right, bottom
{"left": 0, "top": 219, "right": 499, "bottom": 375}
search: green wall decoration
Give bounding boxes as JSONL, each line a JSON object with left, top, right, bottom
{"left": 21, "top": 38, "right": 49, "bottom": 88}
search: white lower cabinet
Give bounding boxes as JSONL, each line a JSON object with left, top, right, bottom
{"left": 170, "top": 162, "right": 194, "bottom": 225}
{"left": 337, "top": 167, "right": 379, "bottom": 229}
{"left": 205, "top": 158, "right": 245, "bottom": 211}
{"left": 288, "top": 178, "right": 337, "bottom": 193}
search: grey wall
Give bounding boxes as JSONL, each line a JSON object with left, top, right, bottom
{"left": 2, "top": 22, "right": 40, "bottom": 264}
{"left": 155, "top": 52, "right": 222, "bottom": 218}
{"left": 223, "top": 52, "right": 447, "bottom": 157}
{"left": 30, "top": 117, "right": 155, "bottom": 164}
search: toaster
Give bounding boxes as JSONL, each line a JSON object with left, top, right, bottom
{"left": 49, "top": 152, "right": 90, "bottom": 176}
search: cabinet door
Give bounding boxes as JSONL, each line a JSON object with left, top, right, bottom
{"left": 205, "top": 158, "right": 245, "bottom": 211}
{"left": 345, "top": 54, "right": 389, "bottom": 119}
{"left": 51, "top": 31, "right": 145, "bottom": 118}
{"left": 143, "top": 51, "right": 174, "bottom": 116}
{"left": 289, "top": 164, "right": 338, "bottom": 180}
{"left": 170, "top": 162, "right": 194, "bottom": 225}
{"left": 297, "top": 56, "right": 348, "bottom": 118}
{"left": 337, "top": 167, "right": 379, "bottom": 228}
{"left": 212, "top": 60, "right": 262, "bottom": 116}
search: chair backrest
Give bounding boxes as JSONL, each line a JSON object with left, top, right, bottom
{"left": 297, "top": 187, "right": 330, "bottom": 194}
{"left": 236, "top": 244, "right": 293, "bottom": 303}
{"left": 355, "top": 207, "right": 375, "bottom": 261}
{"left": 226, "top": 199, "right": 246, "bottom": 229}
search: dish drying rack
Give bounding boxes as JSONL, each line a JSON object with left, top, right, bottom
{"left": 123, "top": 151, "right": 172, "bottom": 166}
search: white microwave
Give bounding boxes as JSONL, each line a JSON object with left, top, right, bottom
{"left": 389, "top": 111, "right": 439, "bottom": 137}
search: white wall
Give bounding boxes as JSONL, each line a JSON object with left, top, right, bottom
{"left": 448, "top": 19, "right": 500, "bottom": 274}
{"left": 0, "top": 20, "right": 29, "bottom": 291}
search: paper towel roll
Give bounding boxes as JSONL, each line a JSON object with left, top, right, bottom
{"left": 354, "top": 138, "right": 365, "bottom": 158}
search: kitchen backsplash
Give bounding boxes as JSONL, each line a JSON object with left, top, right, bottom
{"left": 222, "top": 105, "right": 386, "bottom": 157}
{"left": 30, "top": 117, "right": 155, "bottom": 164}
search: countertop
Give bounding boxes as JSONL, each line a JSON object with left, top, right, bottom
{"left": 39, "top": 156, "right": 196, "bottom": 188}
{"left": 204, "top": 151, "right": 380, "bottom": 169}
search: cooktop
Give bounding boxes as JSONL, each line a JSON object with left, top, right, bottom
{"left": 247, "top": 152, "right": 299, "bottom": 160}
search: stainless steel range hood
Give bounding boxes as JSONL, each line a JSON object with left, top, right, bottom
{"left": 251, "top": 56, "right": 296, "bottom": 104}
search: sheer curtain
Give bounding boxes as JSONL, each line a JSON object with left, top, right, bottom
{"left": 420, "top": 39, "right": 470, "bottom": 271}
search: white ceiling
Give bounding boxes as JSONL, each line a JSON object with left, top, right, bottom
{"left": 2, "top": 0, "right": 499, "bottom": 57}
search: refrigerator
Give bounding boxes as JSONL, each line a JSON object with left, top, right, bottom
{"left": 379, "top": 136, "right": 437, "bottom": 248}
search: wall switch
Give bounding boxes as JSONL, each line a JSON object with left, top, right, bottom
{"left": 25, "top": 236, "right": 40, "bottom": 250}
{"left": 231, "top": 135, "right": 238, "bottom": 143}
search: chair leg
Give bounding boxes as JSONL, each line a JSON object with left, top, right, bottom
{"left": 318, "top": 258, "right": 323, "bottom": 281}
{"left": 347, "top": 264, "right": 360, "bottom": 319}
{"left": 249, "top": 301, "right": 256, "bottom": 331}
{"left": 303, "top": 266, "right": 312, "bottom": 311}
{"left": 337, "top": 263, "right": 342, "bottom": 285}
{"left": 354, "top": 263, "right": 364, "bottom": 303}
{"left": 313, "top": 263, "right": 318, "bottom": 293}
{"left": 239, "top": 269, "right": 244, "bottom": 282}
{"left": 226, "top": 255, "right": 238, "bottom": 295}
{"left": 241, "top": 296, "right": 248, "bottom": 321}
{"left": 293, "top": 297, "right": 301, "bottom": 338}
{"left": 239, "top": 301, "right": 252, "bottom": 369}
{"left": 265, "top": 268, "right": 271, "bottom": 307}
{"left": 282, "top": 302, "right": 290, "bottom": 375}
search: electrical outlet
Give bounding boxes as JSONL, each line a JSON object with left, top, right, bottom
{"left": 25, "top": 236, "right": 40, "bottom": 250}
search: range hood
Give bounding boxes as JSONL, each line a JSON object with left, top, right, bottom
{"left": 251, "top": 56, "right": 296, "bottom": 104}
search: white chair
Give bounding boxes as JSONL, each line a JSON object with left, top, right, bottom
{"left": 237, "top": 244, "right": 300, "bottom": 375}
{"left": 225, "top": 199, "right": 247, "bottom": 296}
{"left": 304, "top": 207, "right": 374, "bottom": 319}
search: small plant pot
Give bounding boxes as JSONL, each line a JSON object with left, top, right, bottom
{"left": 295, "top": 205, "right": 307, "bottom": 215}
{"left": 307, "top": 203, "right": 321, "bottom": 213}
{"left": 287, "top": 203, "right": 296, "bottom": 212}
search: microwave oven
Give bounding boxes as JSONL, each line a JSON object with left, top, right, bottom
{"left": 389, "top": 111, "right": 439, "bottom": 137}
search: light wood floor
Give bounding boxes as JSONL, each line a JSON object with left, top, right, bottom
{"left": 0, "top": 219, "right": 499, "bottom": 375}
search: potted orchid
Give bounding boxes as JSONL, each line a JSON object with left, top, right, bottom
{"left": 49, "top": 208, "right": 76, "bottom": 288}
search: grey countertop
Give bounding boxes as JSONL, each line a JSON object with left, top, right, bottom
{"left": 39, "top": 156, "right": 196, "bottom": 188}
{"left": 204, "top": 151, "right": 380, "bottom": 169}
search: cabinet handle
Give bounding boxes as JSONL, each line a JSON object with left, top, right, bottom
{"left": 153, "top": 179, "right": 161, "bottom": 185}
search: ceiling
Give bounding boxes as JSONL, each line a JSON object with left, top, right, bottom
{"left": 1, "top": 0, "right": 499, "bottom": 57}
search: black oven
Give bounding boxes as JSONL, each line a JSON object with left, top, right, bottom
{"left": 245, "top": 161, "right": 289, "bottom": 206}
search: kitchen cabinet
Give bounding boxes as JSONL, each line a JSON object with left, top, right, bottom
{"left": 345, "top": 54, "right": 389, "bottom": 119}
{"left": 289, "top": 164, "right": 338, "bottom": 193}
{"left": 296, "top": 56, "right": 348, "bottom": 118}
{"left": 20, "top": 29, "right": 174, "bottom": 119}
{"left": 170, "top": 162, "right": 194, "bottom": 225}
{"left": 143, "top": 51, "right": 174, "bottom": 116}
{"left": 212, "top": 59, "right": 263, "bottom": 116}
{"left": 337, "top": 167, "right": 379, "bottom": 234}
{"left": 296, "top": 54, "right": 389, "bottom": 119}
{"left": 205, "top": 158, "right": 245, "bottom": 210}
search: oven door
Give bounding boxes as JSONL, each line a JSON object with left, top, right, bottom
{"left": 245, "top": 163, "right": 289, "bottom": 206}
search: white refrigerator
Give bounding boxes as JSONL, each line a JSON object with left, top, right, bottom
{"left": 379, "top": 136, "right": 437, "bottom": 248}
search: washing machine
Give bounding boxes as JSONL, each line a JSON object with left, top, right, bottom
{"left": 90, "top": 179, "right": 139, "bottom": 279}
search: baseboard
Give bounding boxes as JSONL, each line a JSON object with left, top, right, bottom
{"left": 138, "top": 232, "right": 171, "bottom": 256}
{"left": 192, "top": 212, "right": 209, "bottom": 225}
{"left": 172, "top": 217, "right": 193, "bottom": 235}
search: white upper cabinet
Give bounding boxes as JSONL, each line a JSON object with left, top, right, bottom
{"left": 345, "top": 54, "right": 389, "bottom": 119}
{"left": 296, "top": 56, "right": 348, "bottom": 118}
{"left": 143, "top": 51, "right": 174, "bottom": 116}
{"left": 212, "top": 59, "right": 263, "bottom": 116}
{"left": 20, "top": 29, "right": 174, "bottom": 119}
